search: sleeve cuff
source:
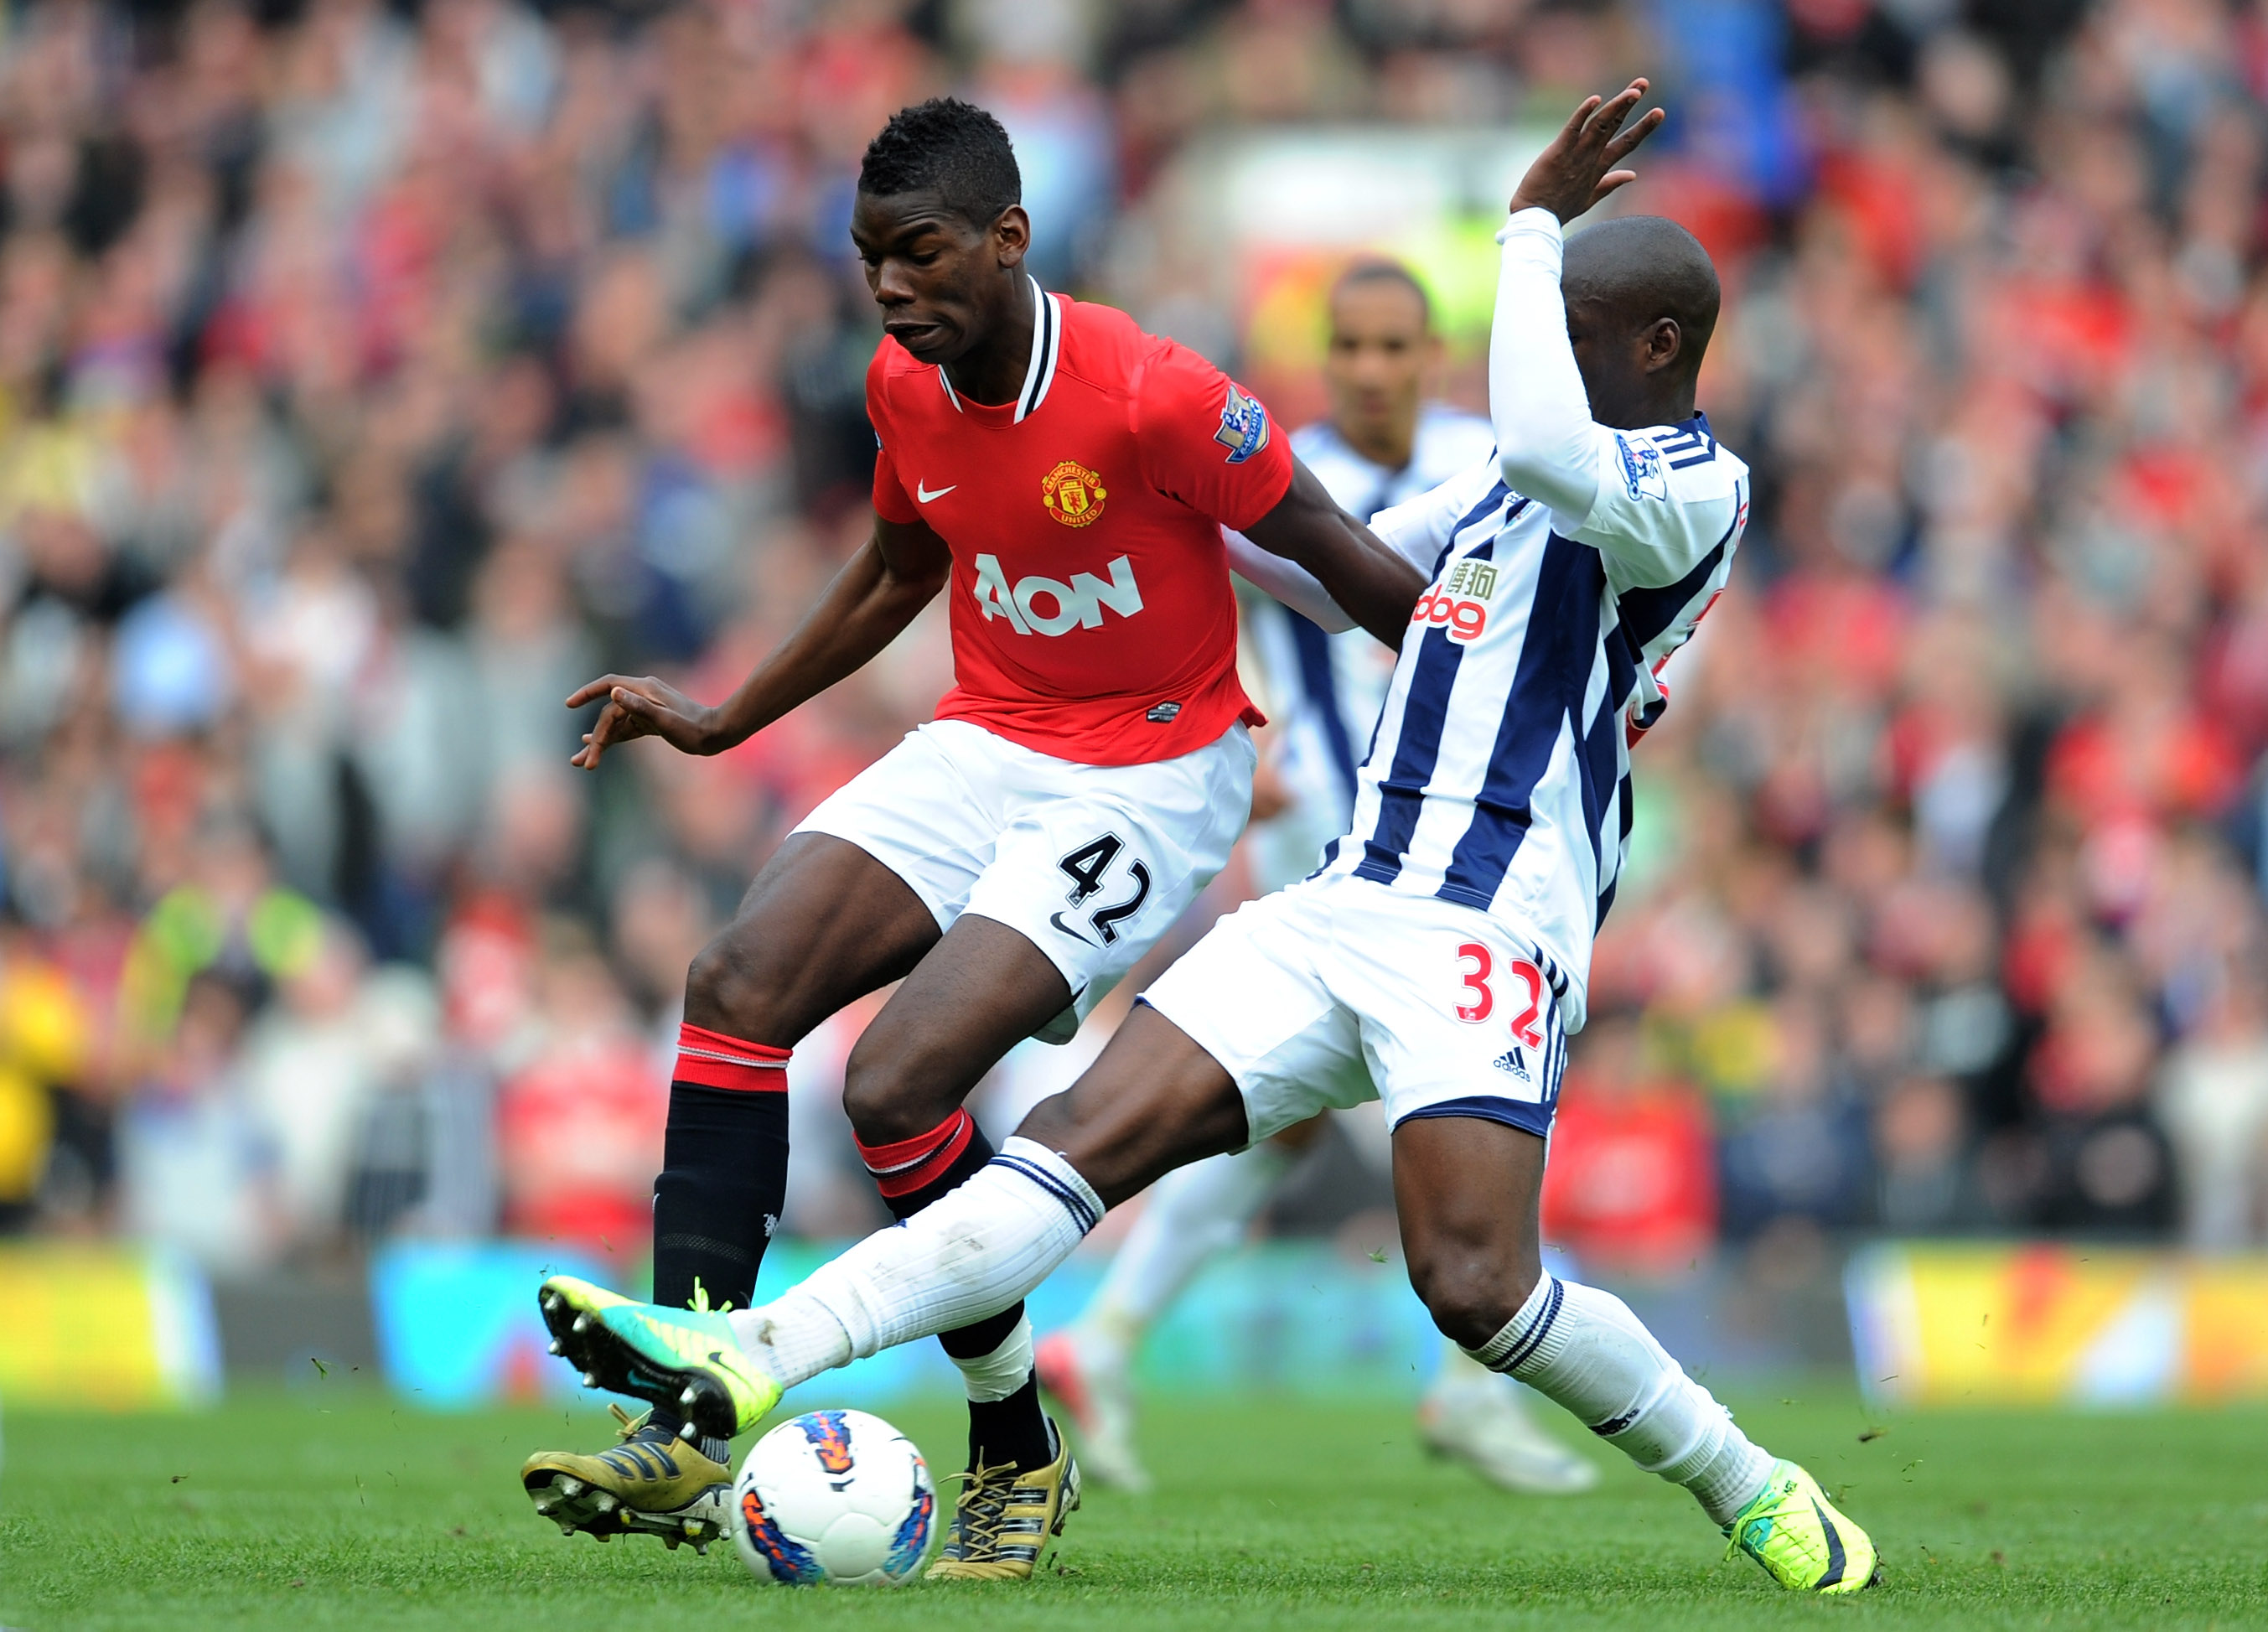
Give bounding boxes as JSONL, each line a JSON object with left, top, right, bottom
{"left": 1495, "top": 207, "right": 1566, "bottom": 264}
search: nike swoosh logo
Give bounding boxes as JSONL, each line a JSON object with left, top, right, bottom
{"left": 1049, "top": 911, "right": 1095, "bottom": 946}
{"left": 916, "top": 481, "right": 956, "bottom": 503}
{"left": 1810, "top": 1497, "right": 1847, "bottom": 1589}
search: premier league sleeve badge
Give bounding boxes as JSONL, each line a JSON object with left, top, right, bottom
{"left": 1214, "top": 382, "right": 1271, "bottom": 464}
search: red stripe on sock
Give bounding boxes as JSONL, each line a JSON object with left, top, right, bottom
{"left": 857, "top": 1109, "right": 976, "bottom": 1199}
{"left": 679, "top": 1023, "right": 790, "bottom": 1063}
{"left": 854, "top": 1109, "right": 967, "bottom": 1171}
{"left": 673, "top": 1023, "right": 790, "bottom": 1092}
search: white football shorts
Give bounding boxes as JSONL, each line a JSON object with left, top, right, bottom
{"left": 793, "top": 718, "right": 1256, "bottom": 1043}
{"left": 1142, "top": 868, "right": 1568, "bottom": 1142}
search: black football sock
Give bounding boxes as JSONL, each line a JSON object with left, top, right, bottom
{"left": 955, "top": 1365, "right": 1053, "bottom": 1474}
{"left": 646, "top": 1024, "right": 791, "bottom": 1456}
{"left": 858, "top": 1109, "right": 1054, "bottom": 1470}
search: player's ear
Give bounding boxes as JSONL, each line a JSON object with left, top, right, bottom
{"left": 1644, "top": 317, "right": 1682, "bottom": 375}
{"left": 992, "top": 205, "right": 1031, "bottom": 271}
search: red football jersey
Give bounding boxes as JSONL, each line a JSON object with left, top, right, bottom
{"left": 868, "top": 282, "right": 1294, "bottom": 765}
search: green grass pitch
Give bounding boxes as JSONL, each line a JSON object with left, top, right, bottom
{"left": 2, "top": 1386, "right": 2263, "bottom": 1630}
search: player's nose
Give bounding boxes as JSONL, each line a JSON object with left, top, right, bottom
{"left": 870, "top": 259, "right": 919, "bottom": 308}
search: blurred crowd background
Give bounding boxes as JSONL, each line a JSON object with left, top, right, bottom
{"left": 3, "top": 0, "right": 2266, "bottom": 1290}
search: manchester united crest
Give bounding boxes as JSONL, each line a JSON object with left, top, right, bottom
{"left": 1041, "top": 459, "right": 1107, "bottom": 528}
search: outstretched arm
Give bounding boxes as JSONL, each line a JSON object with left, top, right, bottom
{"left": 1491, "top": 80, "right": 1664, "bottom": 521}
{"left": 1222, "top": 526, "right": 1358, "bottom": 635}
{"left": 566, "top": 515, "right": 953, "bottom": 768}
{"left": 1238, "top": 458, "right": 1427, "bottom": 647}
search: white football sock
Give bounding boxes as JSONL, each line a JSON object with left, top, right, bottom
{"left": 951, "top": 1312, "right": 1035, "bottom": 1403}
{"left": 1074, "top": 1145, "right": 1292, "bottom": 1365}
{"left": 1427, "top": 1341, "right": 1527, "bottom": 1407}
{"left": 727, "top": 1137, "right": 1102, "bottom": 1389}
{"left": 1469, "top": 1275, "right": 1773, "bottom": 1525}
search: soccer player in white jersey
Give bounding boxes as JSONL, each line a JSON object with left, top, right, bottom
{"left": 535, "top": 82, "right": 1881, "bottom": 1594}
{"left": 1036, "top": 262, "right": 1594, "bottom": 1497}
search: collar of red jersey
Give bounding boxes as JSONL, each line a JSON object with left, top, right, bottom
{"left": 937, "top": 275, "right": 1061, "bottom": 423}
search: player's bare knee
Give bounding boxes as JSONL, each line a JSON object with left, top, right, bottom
{"left": 839, "top": 1043, "right": 954, "bottom": 1146}
{"left": 683, "top": 925, "right": 788, "bottom": 1039}
{"left": 1410, "top": 1247, "right": 1539, "bottom": 1351}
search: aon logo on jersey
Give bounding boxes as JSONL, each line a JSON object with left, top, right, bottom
{"left": 971, "top": 552, "right": 1144, "bottom": 636}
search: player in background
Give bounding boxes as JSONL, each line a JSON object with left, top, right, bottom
{"left": 531, "top": 80, "right": 1882, "bottom": 1595}
{"left": 1036, "top": 262, "right": 1595, "bottom": 1497}
{"left": 516, "top": 98, "right": 1424, "bottom": 1576}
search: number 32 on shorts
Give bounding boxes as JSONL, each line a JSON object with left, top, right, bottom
{"left": 1454, "top": 941, "right": 1545, "bottom": 1047}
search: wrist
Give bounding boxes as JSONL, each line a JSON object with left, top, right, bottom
{"left": 692, "top": 704, "right": 738, "bottom": 754}
{"left": 1495, "top": 208, "right": 1566, "bottom": 277}
{"left": 1499, "top": 203, "right": 1566, "bottom": 240}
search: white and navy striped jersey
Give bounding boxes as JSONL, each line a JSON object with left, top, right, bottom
{"left": 1313, "top": 412, "right": 1748, "bottom": 1034}
{"left": 1243, "top": 407, "right": 1497, "bottom": 847}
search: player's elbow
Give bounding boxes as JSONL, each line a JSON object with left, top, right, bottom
{"left": 1496, "top": 440, "right": 1592, "bottom": 519}
{"left": 1494, "top": 421, "right": 1572, "bottom": 488}
{"left": 888, "top": 557, "right": 951, "bottom": 601}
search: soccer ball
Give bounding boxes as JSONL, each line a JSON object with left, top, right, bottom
{"left": 731, "top": 1408, "right": 936, "bottom": 1586}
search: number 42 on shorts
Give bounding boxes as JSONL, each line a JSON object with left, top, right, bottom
{"left": 1050, "top": 834, "right": 1153, "bottom": 946}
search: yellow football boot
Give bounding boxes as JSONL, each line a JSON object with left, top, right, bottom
{"left": 926, "top": 1417, "right": 1082, "bottom": 1581}
{"left": 522, "top": 1403, "right": 733, "bottom": 1550}
{"left": 1724, "top": 1459, "right": 1882, "bottom": 1593}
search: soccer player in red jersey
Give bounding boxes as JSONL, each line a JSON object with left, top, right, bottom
{"left": 519, "top": 98, "right": 1423, "bottom": 1573}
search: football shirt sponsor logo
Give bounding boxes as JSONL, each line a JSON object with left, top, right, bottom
{"left": 971, "top": 552, "right": 1143, "bottom": 636}
{"left": 1412, "top": 560, "right": 1499, "bottom": 642}
{"left": 1411, "top": 588, "right": 1488, "bottom": 642}
{"left": 1041, "top": 459, "right": 1106, "bottom": 526}
{"left": 1443, "top": 559, "right": 1499, "bottom": 599}
{"left": 1214, "top": 382, "right": 1271, "bottom": 464}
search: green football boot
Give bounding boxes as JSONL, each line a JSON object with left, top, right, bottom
{"left": 539, "top": 1274, "right": 782, "bottom": 1440}
{"left": 1724, "top": 1459, "right": 1882, "bottom": 1593}
{"left": 521, "top": 1403, "right": 733, "bottom": 1551}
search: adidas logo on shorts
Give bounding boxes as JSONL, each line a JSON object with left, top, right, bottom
{"left": 1491, "top": 1048, "right": 1531, "bottom": 1082}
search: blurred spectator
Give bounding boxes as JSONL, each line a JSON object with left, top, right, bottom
{"left": 1540, "top": 1013, "right": 1717, "bottom": 1274}
{"left": 116, "top": 971, "right": 278, "bottom": 1272}
{"left": 1717, "top": 995, "right": 1874, "bottom": 1240}
{"left": 2157, "top": 961, "right": 2268, "bottom": 1246}
{"left": 0, "top": 938, "right": 92, "bottom": 1233}
{"left": 1873, "top": 1074, "right": 1975, "bottom": 1234}
{"left": 239, "top": 923, "right": 439, "bottom": 1252}
{"left": 493, "top": 922, "right": 664, "bottom": 1269}
{"left": 116, "top": 821, "right": 321, "bottom": 1049}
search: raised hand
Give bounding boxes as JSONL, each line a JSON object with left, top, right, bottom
{"left": 1509, "top": 79, "right": 1666, "bottom": 225}
{"left": 565, "top": 674, "right": 722, "bottom": 768}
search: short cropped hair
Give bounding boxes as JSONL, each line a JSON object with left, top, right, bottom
{"left": 1561, "top": 217, "right": 1722, "bottom": 380}
{"left": 1333, "top": 259, "right": 1433, "bottom": 328}
{"left": 858, "top": 98, "right": 1023, "bottom": 228}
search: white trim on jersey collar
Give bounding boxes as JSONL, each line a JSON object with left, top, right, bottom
{"left": 1016, "top": 276, "right": 1061, "bottom": 422}
{"left": 934, "top": 275, "right": 1060, "bottom": 422}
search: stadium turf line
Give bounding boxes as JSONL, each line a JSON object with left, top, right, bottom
{"left": 0, "top": 1386, "right": 2260, "bottom": 1630}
